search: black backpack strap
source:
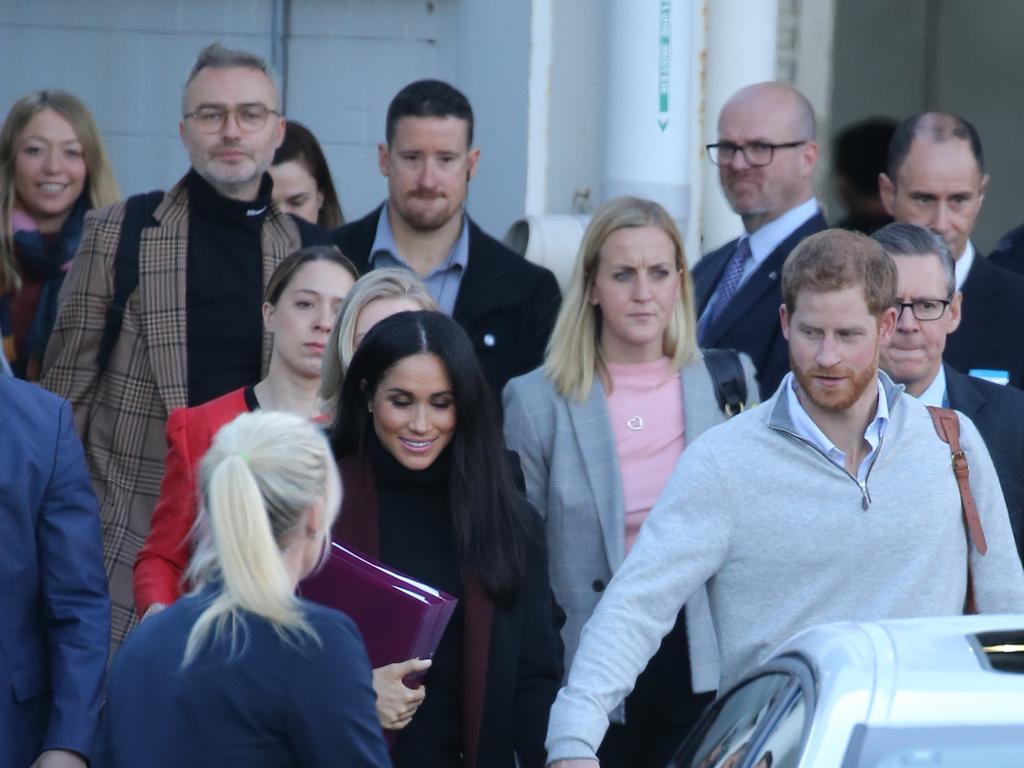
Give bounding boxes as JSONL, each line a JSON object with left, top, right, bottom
{"left": 97, "top": 191, "right": 164, "bottom": 372}
{"left": 702, "top": 348, "right": 748, "bottom": 418}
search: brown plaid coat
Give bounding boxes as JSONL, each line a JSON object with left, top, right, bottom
{"left": 41, "top": 177, "right": 304, "bottom": 648}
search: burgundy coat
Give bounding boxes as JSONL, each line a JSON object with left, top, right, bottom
{"left": 335, "top": 454, "right": 563, "bottom": 768}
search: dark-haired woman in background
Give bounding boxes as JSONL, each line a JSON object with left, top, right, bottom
{"left": 94, "top": 411, "right": 390, "bottom": 767}
{"left": 133, "top": 245, "right": 356, "bottom": 618}
{"left": 270, "top": 120, "right": 344, "bottom": 229}
{"left": 330, "top": 310, "right": 562, "bottom": 768}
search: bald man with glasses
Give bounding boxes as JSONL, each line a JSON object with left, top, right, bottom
{"left": 693, "top": 81, "right": 827, "bottom": 398}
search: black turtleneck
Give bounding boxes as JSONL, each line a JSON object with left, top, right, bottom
{"left": 369, "top": 432, "right": 465, "bottom": 767}
{"left": 185, "top": 170, "right": 271, "bottom": 406}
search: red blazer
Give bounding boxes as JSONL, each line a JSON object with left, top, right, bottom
{"left": 335, "top": 454, "right": 562, "bottom": 768}
{"left": 132, "top": 387, "right": 250, "bottom": 616}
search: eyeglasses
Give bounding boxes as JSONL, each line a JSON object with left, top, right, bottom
{"left": 183, "top": 104, "right": 280, "bottom": 134}
{"left": 705, "top": 140, "right": 809, "bottom": 167}
{"left": 895, "top": 297, "right": 952, "bottom": 321}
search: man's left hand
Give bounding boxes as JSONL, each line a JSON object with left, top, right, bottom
{"left": 31, "top": 749, "right": 87, "bottom": 768}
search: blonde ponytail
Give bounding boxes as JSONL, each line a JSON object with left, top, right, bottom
{"left": 183, "top": 411, "right": 339, "bottom": 665}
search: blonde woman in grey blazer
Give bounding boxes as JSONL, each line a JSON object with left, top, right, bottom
{"left": 503, "top": 197, "right": 759, "bottom": 768}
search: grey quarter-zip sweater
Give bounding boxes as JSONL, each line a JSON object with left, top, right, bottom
{"left": 546, "top": 372, "right": 1024, "bottom": 763}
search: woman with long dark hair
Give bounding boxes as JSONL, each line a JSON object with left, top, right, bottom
{"left": 330, "top": 310, "right": 562, "bottom": 768}
{"left": 270, "top": 120, "right": 344, "bottom": 229}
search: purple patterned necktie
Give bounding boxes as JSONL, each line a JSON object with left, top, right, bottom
{"left": 698, "top": 238, "right": 752, "bottom": 345}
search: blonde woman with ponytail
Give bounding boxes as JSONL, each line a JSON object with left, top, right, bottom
{"left": 93, "top": 412, "right": 390, "bottom": 768}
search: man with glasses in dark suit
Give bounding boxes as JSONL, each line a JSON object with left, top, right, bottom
{"left": 879, "top": 111, "right": 1024, "bottom": 390}
{"left": 694, "top": 82, "right": 827, "bottom": 398}
{"left": 877, "top": 222, "right": 1024, "bottom": 566}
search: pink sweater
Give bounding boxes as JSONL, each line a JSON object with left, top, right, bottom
{"left": 605, "top": 358, "right": 684, "bottom": 553}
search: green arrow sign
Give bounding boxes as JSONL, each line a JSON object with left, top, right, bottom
{"left": 658, "top": 0, "right": 671, "bottom": 131}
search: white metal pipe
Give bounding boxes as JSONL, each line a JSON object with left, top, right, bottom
{"left": 605, "top": 0, "right": 694, "bottom": 233}
{"left": 504, "top": 214, "right": 590, "bottom": 293}
{"left": 700, "top": 0, "right": 779, "bottom": 254}
{"left": 525, "top": 0, "right": 554, "bottom": 216}
{"left": 684, "top": 0, "right": 706, "bottom": 273}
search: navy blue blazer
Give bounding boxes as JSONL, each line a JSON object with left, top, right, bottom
{"left": 0, "top": 376, "right": 109, "bottom": 767}
{"left": 944, "top": 256, "right": 1024, "bottom": 390}
{"left": 332, "top": 206, "right": 562, "bottom": 398}
{"left": 693, "top": 212, "right": 827, "bottom": 398}
{"left": 93, "top": 590, "right": 390, "bottom": 767}
{"left": 945, "top": 364, "right": 1024, "bottom": 564}
{"left": 988, "top": 222, "right": 1024, "bottom": 276}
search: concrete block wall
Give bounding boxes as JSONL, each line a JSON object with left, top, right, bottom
{"left": 284, "top": 0, "right": 461, "bottom": 225}
{"left": 0, "top": 0, "right": 276, "bottom": 196}
{"left": 0, "top": 0, "right": 528, "bottom": 235}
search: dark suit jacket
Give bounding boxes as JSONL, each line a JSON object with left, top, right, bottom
{"left": 692, "top": 212, "right": 827, "bottom": 398}
{"left": 335, "top": 454, "right": 563, "bottom": 768}
{"left": 945, "top": 364, "right": 1024, "bottom": 564}
{"left": 332, "top": 206, "right": 562, "bottom": 397}
{"left": 0, "top": 377, "right": 109, "bottom": 767}
{"left": 945, "top": 255, "right": 1024, "bottom": 389}
{"left": 988, "top": 222, "right": 1024, "bottom": 276}
{"left": 92, "top": 589, "right": 390, "bottom": 767}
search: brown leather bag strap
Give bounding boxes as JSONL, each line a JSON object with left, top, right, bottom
{"left": 927, "top": 406, "right": 987, "bottom": 614}
{"left": 927, "top": 406, "right": 988, "bottom": 555}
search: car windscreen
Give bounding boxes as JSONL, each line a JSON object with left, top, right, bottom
{"left": 840, "top": 723, "right": 1024, "bottom": 768}
{"left": 669, "top": 658, "right": 814, "bottom": 768}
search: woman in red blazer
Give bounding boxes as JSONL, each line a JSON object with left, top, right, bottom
{"left": 132, "top": 245, "right": 357, "bottom": 618}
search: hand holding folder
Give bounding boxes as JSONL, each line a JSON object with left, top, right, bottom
{"left": 299, "top": 541, "right": 458, "bottom": 677}
{"left": 373, "top": 658, "right": 430, "bottom": 731}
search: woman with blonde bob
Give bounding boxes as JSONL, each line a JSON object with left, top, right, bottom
{"left": 0, "top": 90, "right": 120, "bottom": 379}
{"left": 503, "top": 196, "right": 759, "bottom": 767}
{"left": 319, "top": 266, "right": 436, "bottom": 416}
{"left": 95, "top": 411, "right": 389, "bottom": 767}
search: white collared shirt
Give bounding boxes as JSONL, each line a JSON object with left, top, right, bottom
{"left": 740, "top": 196, "right": 820, "bottom": 282}
{"left": 916, "top": 364, "right": 948, "bottom": 408}
{"left": 954, "top": 240, "right": 975, "bottom": 291}
{"left": 699, "top": 197, "right": 820, "bottom": 322}
{"left": 784, "top": 372, "right": 890, "bottom": 483}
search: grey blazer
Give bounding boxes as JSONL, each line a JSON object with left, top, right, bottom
{"left": 503, "top": 352, "right": 759, "bottom": 708}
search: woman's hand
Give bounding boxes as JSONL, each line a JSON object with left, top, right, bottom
{"left": 372, "top": 658, "right": 432, "bottom": 730}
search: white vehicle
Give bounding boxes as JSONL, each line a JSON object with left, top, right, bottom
{"left": 669, "top": 614, "right": 1024, "bottom": 768}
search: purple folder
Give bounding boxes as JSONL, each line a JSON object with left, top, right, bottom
{"left": 299, "top": 541, "right": 457, "bottom": 675}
